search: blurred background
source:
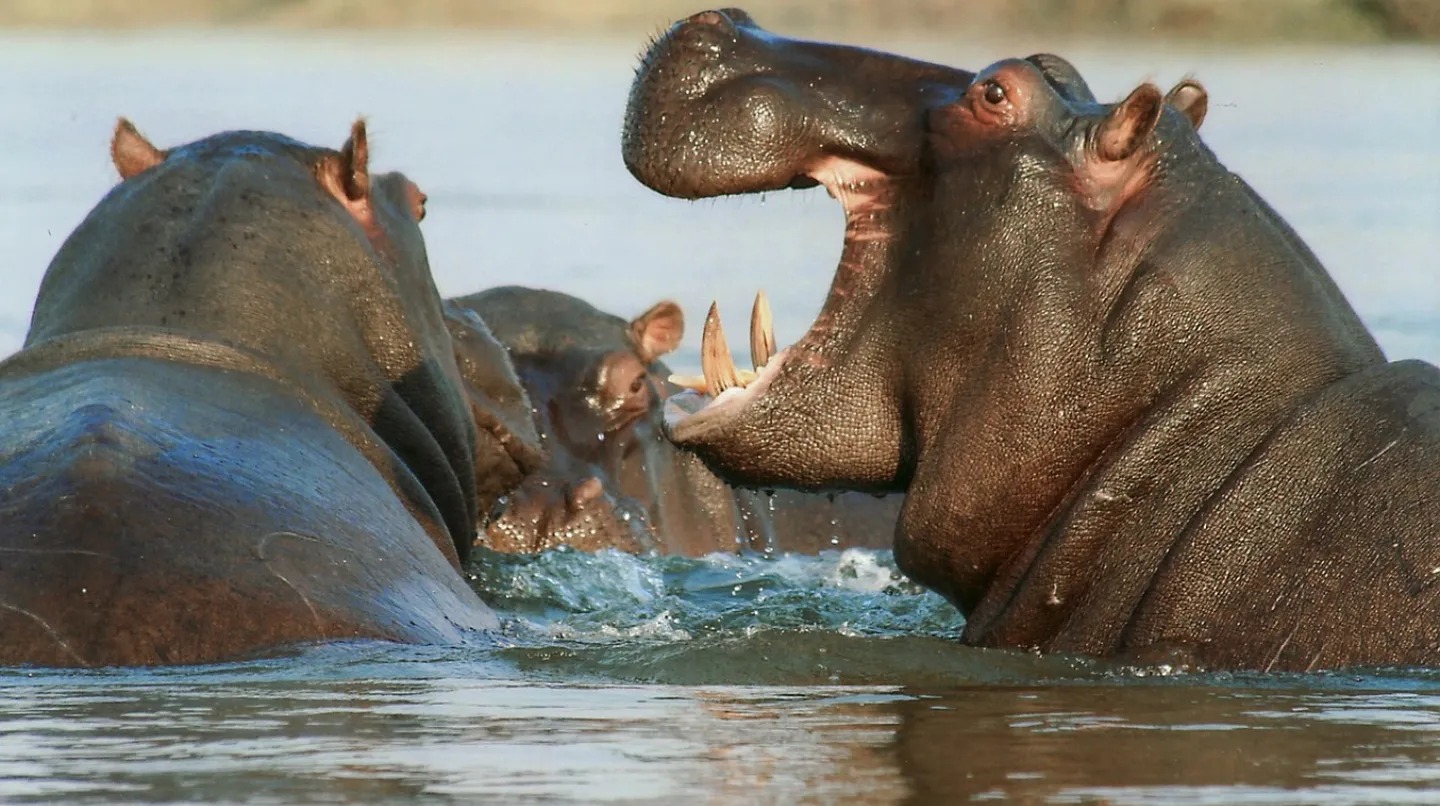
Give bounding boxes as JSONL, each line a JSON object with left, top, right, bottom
{"left": 0, "top": 1, "right": 1436, "bottom": 368}
{"left": 1, "top": 0, "right": 1438, "bottom": 40}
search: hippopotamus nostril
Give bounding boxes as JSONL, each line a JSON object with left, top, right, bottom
{"left": 687, "top": 10, "right": 735, "bottom": 32}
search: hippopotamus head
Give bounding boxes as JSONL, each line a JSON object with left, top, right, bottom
{"left": 27, "top": 119, "right": 539, "bottom": 566}
{"left": 625, "top": 11, "right": 1238, "bottom": 498}
{"left": 624, "top": 9, "right": 976, "bottom": 492}
{"left": 448, "top": 287, "right": 904, "bottom": 556}
{"left": 449, "top": 287, "right": 723, "bottom": 554}
{"left": 625, "top": 13, "right": 1415, "bottom": 668}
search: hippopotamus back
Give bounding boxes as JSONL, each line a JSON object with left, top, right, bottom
{"left": 0, "top": 120, "right": 516, "bottom": 666}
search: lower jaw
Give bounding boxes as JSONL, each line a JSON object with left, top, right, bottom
{"left": 663, "top": 347, "right": 790, "bottom": 444}
{"left": 662, "top": 168, "right": 900, "bottom": 445}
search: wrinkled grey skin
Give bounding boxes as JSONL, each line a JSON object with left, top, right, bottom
{"left": 442, "top": 301, "right": 547, "bottom": 519}
{"left": 624, "top": 10, "right": 1440, "bottom": 671}
{"left": 449, "top": 286, "right": 900, "bottom": 556}
{"left": 0, "top": 122, "right": 520, "bottom": 667}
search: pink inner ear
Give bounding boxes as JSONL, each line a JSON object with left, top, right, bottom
{"left": 340, "top": 121, "right": 370, "bottom": 201}
{"left": 111, "top": 119, "right": 165, "bottom": 180}
{"left": 633, "top": 301, "right": 684, "bottom": 361}
{"left": 317, "top": 155, "right": 374, "bottom": 227}
{"left": 1097, "top": 84, "right": 1164, "bottom": 163}
{"left": 1165, "top": 80, "right": 1208, "bottom": 130}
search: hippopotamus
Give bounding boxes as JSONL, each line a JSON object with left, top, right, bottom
{"left": 0, "top": 119, "right": 534, "bottom": 667}
{"left": 446, "top": 286, "right": 901, "bottom": 556}
{"left": 623, "top": 10, "right": 1440, "bottom": 671}
{"left": 442, "top": 300, "right": 547, "bottom": 518}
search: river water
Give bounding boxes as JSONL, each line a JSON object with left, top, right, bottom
{"left": 0, "top": 29, "right": 1437, "bottom": 804}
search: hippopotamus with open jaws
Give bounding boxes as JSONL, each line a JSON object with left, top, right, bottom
{"left": 624, "top": 9, "right": 1440, "bottom": 671}
{"left": 448, "top": 286, "right": 900, "bottom": 556}
{"left": 0, "top": 119, "right": 533, "bottom": 667}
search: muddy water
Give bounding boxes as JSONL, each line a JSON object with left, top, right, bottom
{"left": 0, "top": 31, "right": 1437, "bottom": 804}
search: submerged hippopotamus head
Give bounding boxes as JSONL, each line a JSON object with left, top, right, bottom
{"left": 624, "top": 12, "right": 1440, "bottom": 671}
{"left": 450, "top": 287, "right": 681, "bottom": 553}
{"left": 448, "top": 287, "right": 901, "bottom": 556}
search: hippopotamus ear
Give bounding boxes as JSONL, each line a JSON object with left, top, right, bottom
{"left": 111, "top": 118, "right": 166, "bottom": 180}
{"left": 630, "top": 300, "right": 684, "bottom": 363}
{"left": 318, "top": 118, "right": 373, "bottom": 220}
{"left": 1164, "top": 79, "right": 1208, "bottom": 131}
{"left": 1097, "top": 83, "right": 1164, "bottom": 162}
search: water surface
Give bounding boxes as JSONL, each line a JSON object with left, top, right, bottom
{"left": 0, "top": 31, "right": 1437, "bottom": 804}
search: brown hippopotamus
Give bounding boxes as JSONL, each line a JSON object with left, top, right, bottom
{"left": 623, "top": 10, "right": 1440, "bottom": 671}
{"left": 442, "top": 299, "right": 547, "bottom": 519}
{"left": 446, "top": 286, "right": 901, "bottom": 556}
{"left": 0, "top": 119, "right": 535, "bottom": 667}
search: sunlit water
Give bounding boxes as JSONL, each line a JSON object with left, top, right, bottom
{"left": 0, "top": 30, "right": 1437, "bottom": 803}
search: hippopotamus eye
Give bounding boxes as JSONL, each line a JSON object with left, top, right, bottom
{"left": 983, "top": 81, "right": 1007, "bottom": 106}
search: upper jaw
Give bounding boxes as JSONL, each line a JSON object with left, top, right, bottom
{"left": 624, "top": 9, "right": 974, "bottom": 202}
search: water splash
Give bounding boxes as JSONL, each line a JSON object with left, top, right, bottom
{"left": 470, "top": 546, "right": 1004, "bottom": 684}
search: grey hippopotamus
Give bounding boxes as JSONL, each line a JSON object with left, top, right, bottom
{"left": 446, "top": 286, "right": 901, "bottom": 556}
{"left": 623, "top": 10, "right": 1440, "bottom": 671}
{"left": 0, "top": 119, "right": 532, "bottom": 667}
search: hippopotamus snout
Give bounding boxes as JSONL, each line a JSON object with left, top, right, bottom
{"left": 624, "top": 8, "right": 976, "bottom": 200}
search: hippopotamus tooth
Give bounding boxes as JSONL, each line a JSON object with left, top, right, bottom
{"left": 750, "top": 289, "right": 776, "bottom": 372}
{"left": 700, "top": 301, "right": 743, "bottom": 395}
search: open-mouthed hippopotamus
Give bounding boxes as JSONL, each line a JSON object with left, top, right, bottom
{"left": 623, "top": 10, "right": 1440, "bottom": 671}
{"left": 0, "top": 119, "right": 536, "bottom": 667}
{"left": 446, "top": 286, "right": 901, "bottom": 556}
